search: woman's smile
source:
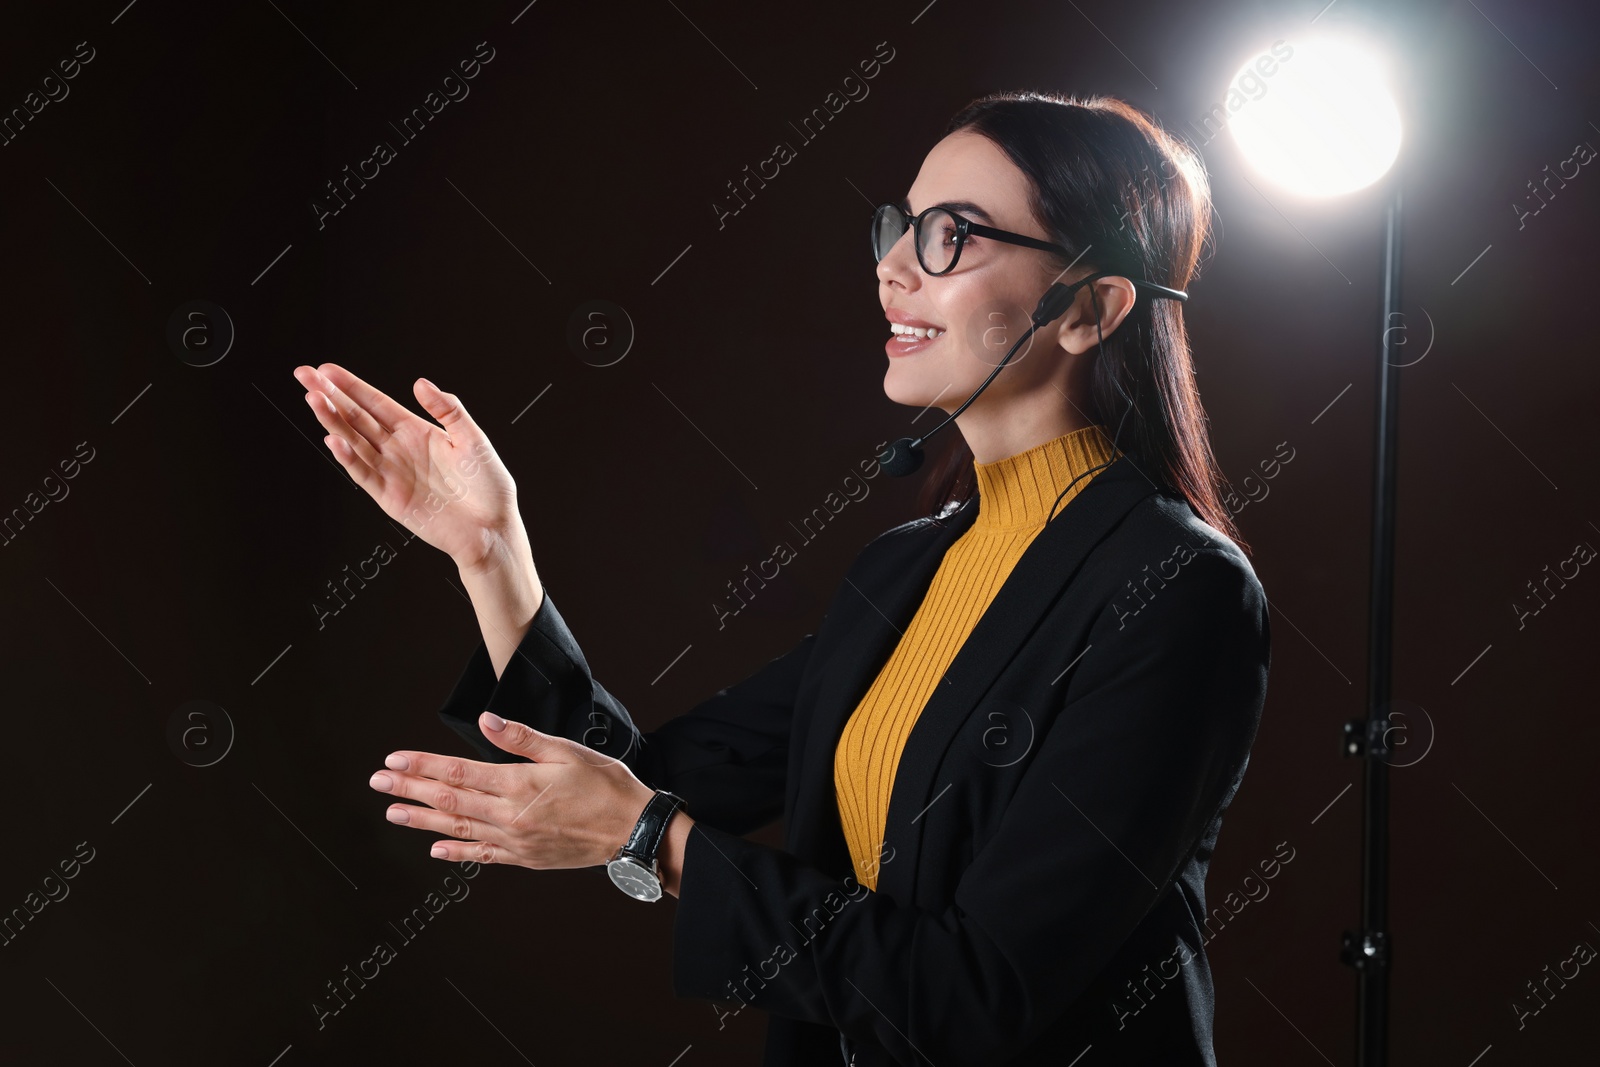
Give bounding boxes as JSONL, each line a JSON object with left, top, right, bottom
{"left": 886, "top": 325, "right": 945, "bottom": 357}
{"left": 885, "top": 309, "right": 946, "bottom": 357}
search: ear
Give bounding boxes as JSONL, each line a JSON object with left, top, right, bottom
{"left": 1055, "top": 277, "right": 1138, "bottom": 356}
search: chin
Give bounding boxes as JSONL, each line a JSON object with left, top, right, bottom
{"left": 881, "top": 366, "right": 944, "bottom": 410}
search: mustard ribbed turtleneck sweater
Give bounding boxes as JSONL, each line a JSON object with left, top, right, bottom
{"left": 832, "top": 424, "right": 1119, "bottom": 890}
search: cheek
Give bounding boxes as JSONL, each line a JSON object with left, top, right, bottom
{"left": 959, "top": 304, "right": 1040, "bottom": 368}
{"left": 937, "top": 276, "right": 1042, "bottom": 363}
{"left": 930, "top": 275, "right": 986, "bottom": 325}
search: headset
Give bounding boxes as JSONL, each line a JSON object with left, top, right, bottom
{"left": 876, "top": 271, "right": 1188, "bottom": 524}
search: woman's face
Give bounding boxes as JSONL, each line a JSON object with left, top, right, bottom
{"left": 876, "top": 129, "right": 1079, "bottom": 416}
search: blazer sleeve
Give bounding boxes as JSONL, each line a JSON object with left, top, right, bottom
{"left": 436, "top": 589, "right": 818, "bottom": 836}
{"left": 668, "top": 549, "right": 1271, "bottom": 1065}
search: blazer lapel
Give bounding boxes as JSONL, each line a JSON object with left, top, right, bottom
{"left": 787, "top": 495, "right": 978, "bottom": 868}
{"left": 876, "top": 454, "right": 1164, "bottom": 898}
{"left": 789, "top": 454, "right": 1165, "bottom": 896}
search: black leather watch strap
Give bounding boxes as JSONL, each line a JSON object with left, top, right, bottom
{"left": 621, "top": 790, "right": 686, "bottom": 869}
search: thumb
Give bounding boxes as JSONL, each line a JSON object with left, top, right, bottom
{"left": 416, "top": 377, "right": 483, "bottom": 439}
{"left": 481, "top": 711, "right": 571, "bottom": 761}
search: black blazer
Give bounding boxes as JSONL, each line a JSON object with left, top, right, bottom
{"left": 437, "top": 453, "right": 1271, "bottom": 1067}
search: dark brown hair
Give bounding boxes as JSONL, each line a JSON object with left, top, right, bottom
{"left": 919, "top": 90, "right": 1248, "bottom": 554}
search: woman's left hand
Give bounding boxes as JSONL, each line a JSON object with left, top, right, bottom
{"left": 368, "top": 711, "right": 656, "bottom": 869}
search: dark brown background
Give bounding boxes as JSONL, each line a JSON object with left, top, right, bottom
{"left": 2, "top": 0, "right": 1596, "bottom": 1063}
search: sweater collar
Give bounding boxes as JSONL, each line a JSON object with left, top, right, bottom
{"left": 971, "top": 425, "right": 1119, "bottom": 530}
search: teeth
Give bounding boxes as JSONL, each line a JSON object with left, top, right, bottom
{"left": 890, "top": 322, "right": 942, "bottom": 339}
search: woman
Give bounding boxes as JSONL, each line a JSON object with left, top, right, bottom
{"left": 294, "top": 90, "right": 1270, "bottom": 1067}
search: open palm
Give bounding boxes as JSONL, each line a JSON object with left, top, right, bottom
{"left": 292, "top": 362, "right": 520, "bottom": 572}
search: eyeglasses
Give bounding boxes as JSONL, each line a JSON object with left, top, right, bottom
{"left": 869, "top": 201, "right": 1191, "bottom": 304}
{"left": 871, "top": 202, "right": 1066, "bottom": 276}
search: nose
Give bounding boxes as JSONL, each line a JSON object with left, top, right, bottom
{"left": 876, "top": 225, "right": 921, "bottom": 291}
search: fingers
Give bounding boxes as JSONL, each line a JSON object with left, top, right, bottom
{"left": 297, "top": 375, "right": 385, "bottom": 475}
{"left": 425, "top": 838, "right": 505, "bottom": 864}
{"left": 319, "top": 430, "right": 383, "bottom": 500}
{"left": 380, "top": 798, "right": 500, "bottom": 858}
{"left": 369, "top": 761, "right": 503, "bottom": 819}
{"left": 371, "top": 754, "right": 522, "bottom": 865}
{"left": 484, "top": 713, "right": 589, "bottom": 765}
{"left": 379, "top": 749, "right": 511, "bottom": 799}
{"left": 411, "top": 376, "right": 483, "bottom": 441}
{"left": 294, "top": 365, "right": 393, "bottom": 464}
{"left": 314, "top": 362, "right": 415, "bottom": 441}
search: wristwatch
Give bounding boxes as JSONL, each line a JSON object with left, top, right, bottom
{"left": 606, "top": 790, "right": 687, "bottom": 901}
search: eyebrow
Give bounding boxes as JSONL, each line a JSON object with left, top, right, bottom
{"left": 899, "top": 195, "right": 996, "bottom": 225}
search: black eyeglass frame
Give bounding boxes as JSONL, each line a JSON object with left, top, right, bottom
{"left": 871, "top": 201, "right": 1189, "bottom": 303}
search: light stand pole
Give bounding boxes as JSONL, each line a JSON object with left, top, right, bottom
{"left": 1340, "top": 167, "right": 1402, "bottom": 1067}
{"left": 1221, "top": 30, "right": 1407, "bottom": 1065}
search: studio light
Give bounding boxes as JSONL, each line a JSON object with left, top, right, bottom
{"left": 1226, "top": 23, "right": 1411, "bottom": 1067}
{"left": 1228, "top": 35, "right": 1402, "bottom": 197}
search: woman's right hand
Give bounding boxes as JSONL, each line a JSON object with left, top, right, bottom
{"left": 292, "top": 362, "right": 529, "bottom": 576}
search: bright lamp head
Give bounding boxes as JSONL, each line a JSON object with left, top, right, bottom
{"left": 1228, "top": 35, "right": 1402, "bottom": 197}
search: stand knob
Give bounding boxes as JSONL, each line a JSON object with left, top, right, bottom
{"left": 1340, "top": 929, "right": 1389, "bottom": 970}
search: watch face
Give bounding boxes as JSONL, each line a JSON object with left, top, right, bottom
{"left": 607, "top": 857, "right": 662, "bottom": 901}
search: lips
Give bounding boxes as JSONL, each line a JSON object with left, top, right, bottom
{"left": 884, "top": 308, "right": 943, "bottom": 330}
{"left": 884, "top": 308, "right": 945, "bottom": 358}
{"left": 885, "top": 327, "right": 943, "bottom": 358}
